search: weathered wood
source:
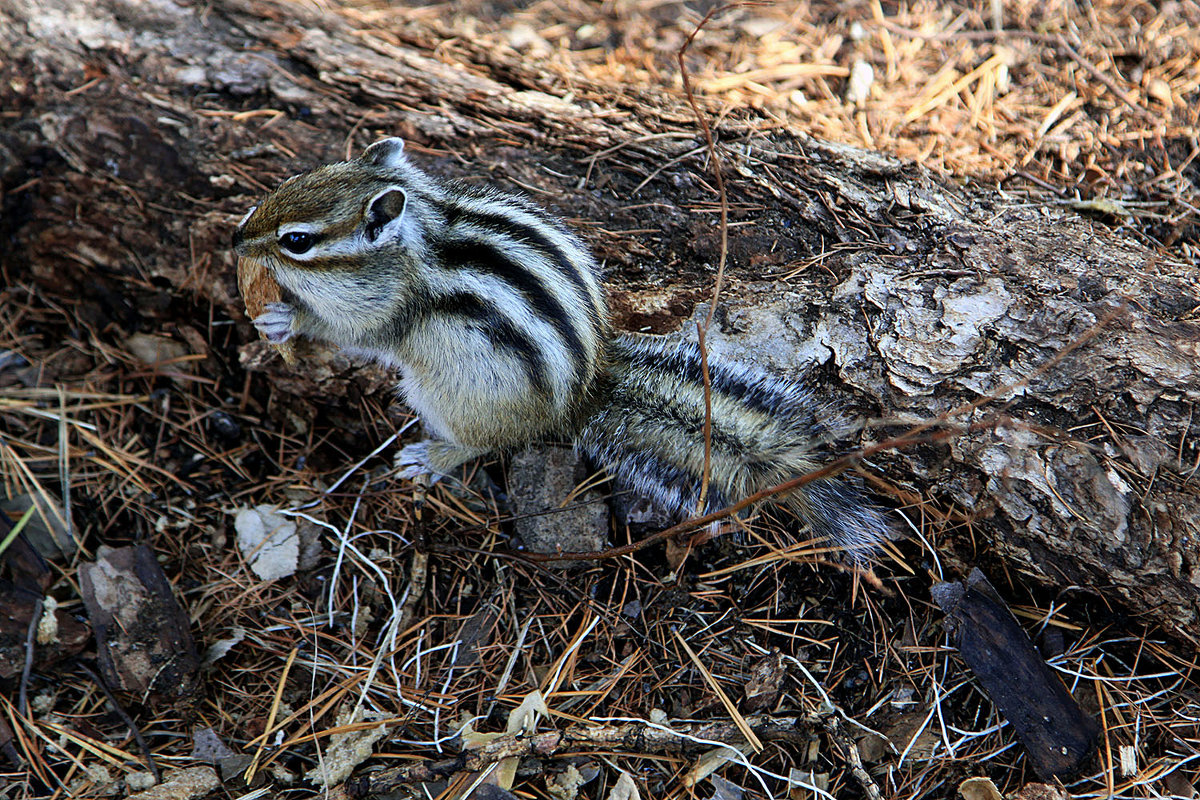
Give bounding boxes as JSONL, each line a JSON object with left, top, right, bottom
{"left": 1, "top": 0, "right": 1197, "bottom": 637}
{"left": 78, "top": 544, "right": 200, "bottom": 699}
{"left": 347, "top": 715, "right": 813, "bottom": 795}
{"left": 933, "top": 569, "right": 1100, "bottom": 779}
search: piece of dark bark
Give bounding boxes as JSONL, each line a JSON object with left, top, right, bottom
{"left": 932, "top": 569, "right": 1100, "bottom": 779}
{"left": 77, "top": 544, "right": 200, "bottom": 701}
{"left": 0, "top": 516, "right": 90, "bottom": 678}
{"left": 0, "top": 584, "right": 91, "bottom": 679}
{"left": 0, "top": 0, "right": 1197, "bottom": 637}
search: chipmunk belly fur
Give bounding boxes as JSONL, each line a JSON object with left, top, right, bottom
{"left": 233, "top": 138, "right": 890, "bottom": 554}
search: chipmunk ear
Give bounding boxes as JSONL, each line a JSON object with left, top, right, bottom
{"left": 362, "top": 138, "right": 408, "bottom": 169}
{"left": 365, "top": 187, "right": 408, "bottom": 242}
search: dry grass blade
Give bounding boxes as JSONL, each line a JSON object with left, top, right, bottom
{"left": 675, "top": 631, "right": 763, "bottom": 752}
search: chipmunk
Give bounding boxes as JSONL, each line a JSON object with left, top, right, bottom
{"left": 233, "top": 138, "right": 891, "bottom": 556}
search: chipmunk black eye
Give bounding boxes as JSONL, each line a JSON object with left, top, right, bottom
{"left": 279, "top": 231, "right": 315, "bottom": 254}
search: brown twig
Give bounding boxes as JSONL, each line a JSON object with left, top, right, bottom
{"left": 1053, "top": 35, "right": 1153, "bottom": 122}
{"left": 694, "top": 322, "right": 714, "bottom": 515}
{"left": 17, "top": 597, "right": 40, "bottom": 718}
{"left": 822, "top": 713, "right": 884, "bottom": 800}
{"left": 347, "top": 715, "right": 816, "bottom": 796}
{"left": 678, "top": 3, "right": 747, "bottom": 331}
{"left": 74, "top": 661, "right": 162, "bottom": 784}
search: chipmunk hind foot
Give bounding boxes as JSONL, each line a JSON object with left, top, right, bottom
{"left": 395, "top": 440, "right": 490, "bottom": 481}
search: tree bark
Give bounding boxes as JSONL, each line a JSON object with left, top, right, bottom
{"left": 2, "top": 0, "right": 1197, "bottom": 637}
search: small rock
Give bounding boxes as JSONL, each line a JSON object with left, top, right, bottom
{"left": 508, "top": 445, "right": 609, "bottom": 561}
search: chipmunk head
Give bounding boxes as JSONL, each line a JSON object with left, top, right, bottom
{"left": 233, "top": 138, "right": 439, "bottom": 333}
{"left": 233, "top": 138, "right": 431, "bottom": 265}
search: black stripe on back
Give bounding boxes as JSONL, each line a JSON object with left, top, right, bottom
{"left": 435, "top": 238, "right": 587, "bottom": 371}
{"left": 619, "top": 340, "right": 801, "bottom": 420}
{"left": 428, "top": 292, "right": 551, "bottom": 396}
{"left": 439, "top": 197, "right": 600, "bottom": 326}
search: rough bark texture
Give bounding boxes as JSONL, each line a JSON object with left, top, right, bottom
{"left": 2, "top": 0, "right": 1197, "bottom": 636}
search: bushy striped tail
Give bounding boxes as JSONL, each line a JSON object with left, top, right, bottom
{"left": 576, "top": 334, "right": 891, "bottom": 557}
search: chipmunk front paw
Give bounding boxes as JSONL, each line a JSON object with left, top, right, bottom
{"left": 252, "top": 302, "right": 296, "bottom": 344}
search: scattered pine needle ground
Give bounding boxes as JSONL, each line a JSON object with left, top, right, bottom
{"left": 0, "top": 1, "right": 1197, "bottom": 799}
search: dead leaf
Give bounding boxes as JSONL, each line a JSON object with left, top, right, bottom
{"left": 607, "top": 772, "right": 640, "bottom": 800}
{"left": 234, "top": 505, "right": 299, "bottom": 581}
{"left": 126, "top": 333, "right": 191, "bottom": 372}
